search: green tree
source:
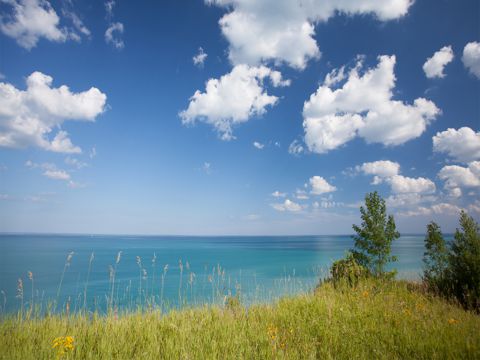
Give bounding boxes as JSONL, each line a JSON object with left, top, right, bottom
{"left": 449, "top": 211, "right": 480, "bottom": 310}
{"left": 423, "top": 221, "right": 448, "bottom": 292}
{"left": 351, "top": 191, "right": 400, "bottom": 277}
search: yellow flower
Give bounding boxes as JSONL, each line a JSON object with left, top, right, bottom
{"left": 362, "top": 290, "right": 369, "bottom": 298}
{"left": 448, "top": 318, "right": 458, "bottom": 324}
{"left": 52, "top": 336, "right": 75, "bottom": 358}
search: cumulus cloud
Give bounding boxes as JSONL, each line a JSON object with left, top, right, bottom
{"left": 438, "top": 162, "right": 480, "bottom": 189}
{"left": 433, "top": 127, "right": 480, "bottom": 163}
{"left": 271, "top": 190, "right": 286, "bottom": 198}
{"left": 44, "top": 169, "right": 70, "bottom": 180}
{"left": 462, "top": 41, "right": 480, "bottom": 79}
{"left": 309, "top": 176, "right": 336, "bottom": 195}
{"left": 271, "top": 199, "right": 302, "bottom": 212}
{"left": 303, "top": 55, "right": 440, "bottom": 154}
{"left": 358, "top": 160, "right": 436, "bottom": 194}
{"left": 399, "top": 202, "right": 462, "bottom": 217}
{"left": 356, "top": 160, "right": 400, "bottom": 178}
{"left": 0, "top": 0, "right": 89, "bottom": 49}
{"left": 423, "top": 46, "right": 454, "bottom": 78}
{"left": 179, "top": 65, "right": 289, "bottom": 140}
{"left": 193, "top": 47, "right": 208, "bottom": 67}
{"left": 0, "top": 71, "right": 107, "bottom": 153}
{"left": 207, "top": 0, "right": 412, "bottom": 69}
{"left": 388, "top": 175, "right": 436, "bottom": 194}
{"left": 105, "top": 22, "right": 124, "bottom": 49}
{"left": 253, "top": 141, "right": 264, "bottom": 149}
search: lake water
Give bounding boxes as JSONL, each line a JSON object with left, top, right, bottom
{"left": 0, "top": 234, "right": 428, "bottom": 314}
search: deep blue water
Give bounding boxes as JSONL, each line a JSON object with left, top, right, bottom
{"left": 0, "top": 234, "right": 427, "bottom": 314}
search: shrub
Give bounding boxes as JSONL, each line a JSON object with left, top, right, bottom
{"left": 330, "top": 253, "right": 368, "bottom": 287}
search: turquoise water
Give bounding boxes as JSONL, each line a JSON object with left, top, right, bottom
{"left": 0, "top": 234, "right": 427, "bottom": 314}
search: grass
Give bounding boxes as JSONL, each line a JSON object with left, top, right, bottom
{"left": 1, "top": 278, "right": 479, "bottom": 359}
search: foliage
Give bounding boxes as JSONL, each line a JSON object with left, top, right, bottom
{"left": 449, "top": 211, "right": 480, "bottom": 311}
{"left": 330, "top": 253, "right": 368, "bottom": 287}
{"left": 1, "top": 279, "right": 479, "bottom": 359}
{"left": 423, "top": 221, "right": 449, "bottom": 293}
{"left": 351, "top": 191, "right": 400, "bottom": 277}
{"left": 422, "top": 211, "right": 480, "bottom": 311}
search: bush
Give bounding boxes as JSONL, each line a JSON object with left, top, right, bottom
{"left": 330, "top": 253, "right": 368, "bottom": 287}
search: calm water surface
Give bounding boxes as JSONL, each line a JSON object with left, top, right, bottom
{"left": 0, "top": 234, "right": 427, "bottom": 314}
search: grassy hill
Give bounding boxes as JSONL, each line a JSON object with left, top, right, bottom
{"left": 1, "top": 279, "right": 479, "bottom": 359}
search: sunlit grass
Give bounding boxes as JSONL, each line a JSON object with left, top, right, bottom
{"left": 1, "top": 278, "right": 479, "bottom": 359}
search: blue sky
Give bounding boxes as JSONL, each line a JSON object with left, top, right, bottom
{"left": 0, "top": 0, "right": 479, "bottom": 235}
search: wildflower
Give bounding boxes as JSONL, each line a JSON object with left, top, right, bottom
{"left": 27, "top": 271, "right": 33, "bottom": 281}
{"left": 362, "top": 290, "right": 369, "bottom": 298}
{"left": 448, "top": 318, "right": 459, "bottom": 324}
{"left": 267, "top": 324, "right": 278, "bottom": 341}
{"left": 52, "top": 336, "right": 74, "bottom": 358}
{"left": 403, "top": 309, "right": 412, "bottom": 316}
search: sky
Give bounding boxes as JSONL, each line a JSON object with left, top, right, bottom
{"left": 0, "top": 0, "right": 479, "bottom": 235}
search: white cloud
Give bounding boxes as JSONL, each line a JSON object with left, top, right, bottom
{"left": 271, "top": 190, "right": 286, "bottom": 198}
{"left": 0, "top": 72, "right": 107, "bottom": 153}
{"left": 357, "top": 159, "right": 436, "bottom": 195}
{"left": 105, "top": 22, "right": 124, "bottom": 49}
{"left": 65, "top": 156, "right": 88, "bottom": 169}
{"left": 288, "top": 139, "right": 304, "bottom": 155}
{"left": 89, "top": 146, "right": 96, "bottom": 159}
{"left": 423, "top": 46, "right": 454, "bottom": 79}
{"left": 295, "top": 189, "right": 309, "bottom": 200}
{"left": 309, "top": 176, "right": 336, "bottom": 195}
{"left": 462, "top": 41, "right": 480, "bottom": 79}
{"left": 438, "top": 162, "right": 480, "bottom": 189}
{"left": 193, "top": 47, "right": 208, "bottom": 67}
{"left": 0, "top": 0, "right": 89, "bottom": 49}
{"left": 399, "top": 203, "right": 462, "bottom": 217}
{"left": 303, "top": 55, "right": 440, "bottom": 154}
{"left": 44, "top": 169, "right": 70, "bottom": 180}
{"left": 180, "top": 65, "right": 289, "bottom": 140}
{"left": 356, "top": 160, "right": 400, "bottom": 178}
{"left": 202, "top": 162, "right": 211, "bottom": 174}
{"left": 253, "top": 141, "right": 264, "bottom": 149}
{"left": 388, "top": 175, "right": 436, "bottom": 194}
{"left": 433, "top": 127, "right": 480, "bottom": 163}
{"left": 207, "top": 0, "right": 412, "bottom": 69}
{"left": 0, "top": 0, "right": 66, "bottom": 49}
{"left": 271, "top": 199, "right": 302, "bottom": 212}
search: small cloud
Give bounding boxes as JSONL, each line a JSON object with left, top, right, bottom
{"left": 295, "top": 189, "right": 309, "bottom": 200}
{"left": 253, "top": 141, "right": 264, "bottom": 149}
{"left": 105, "top": 22, "right": 124, "bottom": 49}
{"left": 44, "top": 169, "right": 70, "bottom": 180}
{"left": 68, "top": 180, "right": 87, "bottom": 189}
{"left": 89, "top": 147, "right": 97, "bottom": 159}
{"left": 65, "top": 157, "right": 88, "bottom": 169}
{"left": 202, "top": 162, "right": 211, "bottom": 174}
{"left": 288, "top": 140, "right": 304, "bottom": 155}
{"left": 193, "top": 47, "right": 208, "bottom": 67}
{"left": 271, "top": 199, "right": 303, "bottom": 212}
{"left": 0, "top": 194, "right": 10, "bottom": 200}
{"left": 271, "top": 191, "right": 286, "bottom": 198}
{"left": 245, "top": 214, "right": 260, "bottom": 220}
{"left": 309, "top": 176, "right": 336, "bottom": 195}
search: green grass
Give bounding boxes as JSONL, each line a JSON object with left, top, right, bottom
{"left": 1, "top": 279, "right": 479, "bottom": 359}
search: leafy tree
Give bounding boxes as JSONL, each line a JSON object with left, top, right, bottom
{"left": 449, "top": 211, "right": 480, "bottom": 310}
{"left": 423, "top": 221, "right": 449, "bottom": 292}
{"left": 351, "top": 191, "right": 400, "bottom": 277}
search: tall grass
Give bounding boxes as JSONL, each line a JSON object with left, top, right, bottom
{"left": 0, "top": 279, "right": 479, "bottom": 359}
